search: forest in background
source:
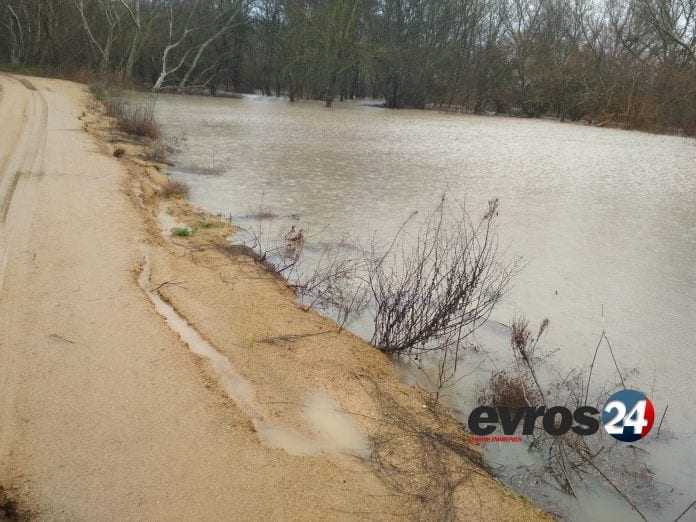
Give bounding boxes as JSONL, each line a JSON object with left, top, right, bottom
{"left": 1, "top": 0, "right": 694, "bottom": 133}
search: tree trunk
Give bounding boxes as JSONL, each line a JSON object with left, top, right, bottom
{"left": 178, "top": 12, "right": 238, "bottom": 90}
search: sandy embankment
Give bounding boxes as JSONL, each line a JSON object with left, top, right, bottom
{"left": 0, "top": 74, "right": 549, "bottom": 521}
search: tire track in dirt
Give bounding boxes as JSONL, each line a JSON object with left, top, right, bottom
{"left": 0, "top": 75, "right": 47, "bottom": 223}
{"left": 0, "top": 75, "right": 47, "bottom": 298}
{"left": 0, "top": 78, "right": 29, "bottom": 183}
{"left": 0, "top": 77, "right": 48, "bottom": 472}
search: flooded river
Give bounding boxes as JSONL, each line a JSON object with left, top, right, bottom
{"left": 151, "top": 93, "right": 696, "bottom": 520}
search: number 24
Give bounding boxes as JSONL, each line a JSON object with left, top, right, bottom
{"left": 604, "top": 400, "right": 648, "bottom": 435}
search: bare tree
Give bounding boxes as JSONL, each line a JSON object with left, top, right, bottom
{"left": 152, "top": 3, "right": 197, "bottom": 91}
{"left": 74, "top": 0, "right": 121, "bottom": 73}
{"left": 640, "top": 0, "right": 696, "bottom": 63}
{"left": 178, "top": 4, "right": 242, "bottom": 90}
{"left": 119, "top": 0, "right": 146, "bottom": 80}
{"left": 3, "top": 2, "right": 23, "bottom": 64}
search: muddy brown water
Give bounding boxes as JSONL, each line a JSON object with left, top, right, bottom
{"left": 148, "top": 92, "right": 695, "bottom": 521}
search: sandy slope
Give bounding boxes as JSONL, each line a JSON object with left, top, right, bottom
{"left": 0, "top": 74, "right": 549, "bottom": 521}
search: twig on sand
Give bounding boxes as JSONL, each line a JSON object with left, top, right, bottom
{"left": 49, "top": 333, "right": 76, "bottom": 344}
{"left": 257, "top": 330, "right": 334, "bottom": 345}
{"left": 150, "top": 280, "right": 186, "bottom": 293}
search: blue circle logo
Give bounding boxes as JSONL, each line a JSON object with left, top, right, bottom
{"left": 602, "top": 389, "right": 655, "bottom": 442}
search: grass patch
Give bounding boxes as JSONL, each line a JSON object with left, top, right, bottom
{"left": 172, "top": 227, "right": 193, "bottom": 237}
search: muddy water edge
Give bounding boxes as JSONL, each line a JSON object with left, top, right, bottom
{"left": 84, "top": 91, "right": 550, "bottom": 520}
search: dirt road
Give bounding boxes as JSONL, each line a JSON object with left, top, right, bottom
{"left": 0, "top": 74, "right": 547, "bottom": 521}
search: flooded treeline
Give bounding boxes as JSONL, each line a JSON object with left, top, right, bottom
{"left": 1, "top": 0, "right": 694, "bottom": 133}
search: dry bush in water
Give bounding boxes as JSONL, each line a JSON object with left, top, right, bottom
{"left": 291, "top": 241, "right": 370, "bottom": 329}
{"left": 368, "top": 197, "right": 511, "bottom": 358}
{"left": 365, "top": 197, "right": 512, "bottom": 402}
{"left": 478, "top": 317, "right": 654, "bottom": 520}
{"left": 235, "top": 218, "right": 303, "bottom": 275}
{"left": 478, "top": 370, "right": 541, "bottom": 410}
{"left": 160, "top": 180, "right": 190, "bottom": 199}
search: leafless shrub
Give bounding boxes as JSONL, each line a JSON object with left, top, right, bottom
{"left": 160, "top": 180, "right": 190, "bottom": 199}
{"left": 105, "top": 96, "right": 160, "bottom": 140}
{"left": 528, "top": 370, "right": 653, "bottom": 520}
{"left": 146, "top": 140, "right": 169, "bottom": 163}
{"left": 291, "top": 242, "right": 370, "bottom": 329}
{"left": 367, "top": 196, "right": 512, "bottom": 361}
{"left": 235, "top": 218, "right": 303, "bottom": 275}
{"left": 478, "top": 370, "right": 540, "bottom": 409}
{"left": 478, "top": 319, "right": 653, "bottom": 520}
{"left": 509, "top": 315, "right": 549, "bottom": 404}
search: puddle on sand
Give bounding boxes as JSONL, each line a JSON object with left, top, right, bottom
{"left": 137, "top": 254, "right": 370, "bottom": 458}
{"left": 138, "top": 255, "right": 255, "bottom": 409}
{"left": 304, "top": 393, "right": 370, "bottom": 458}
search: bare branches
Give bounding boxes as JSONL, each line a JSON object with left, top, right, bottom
{"left": 292, "top": 241, "right": 369, "bottom": 330}
{"left": 152, "top": 5, "right": 195, "bottom": 91}
{"left": 177, "top": 5, "right": 243, "bottom": 90}
{"left": 368, "top": 197, "right": 511, "bottom": 358}
{"left": 675, "top": 499, "right": 696, "bottom": 521}
{"left": 74, "top": 0, "right": 121, "bottom": 73}
{"left": 478, "top": 319, "right": 654, "bottom": 518}
{"left": 2, "top": 0, "right": 696, "bottom": 133}
{"left": 639, "top": 0, "right": 696, "bottom": 62}
{"left": 510, "top": 315, "right": 549, "bottom": 404}
{"left": 584, "top": 329, "right": 625, "bottom": 404}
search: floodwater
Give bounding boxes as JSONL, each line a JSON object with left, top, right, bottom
{"left": 150, "top": 92, "right": 696, "bottom": 520}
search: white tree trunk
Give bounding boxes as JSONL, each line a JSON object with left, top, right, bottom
{"left": 177, "top": 11, "right": 239, "bottom": 90}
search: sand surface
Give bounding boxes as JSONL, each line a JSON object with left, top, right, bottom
{"left": 0, "top": 74, "right": 549, "bottom": 521}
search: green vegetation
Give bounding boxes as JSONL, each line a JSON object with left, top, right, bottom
{"left": 172, "top": 227, "right": 193, "bottom": 237}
